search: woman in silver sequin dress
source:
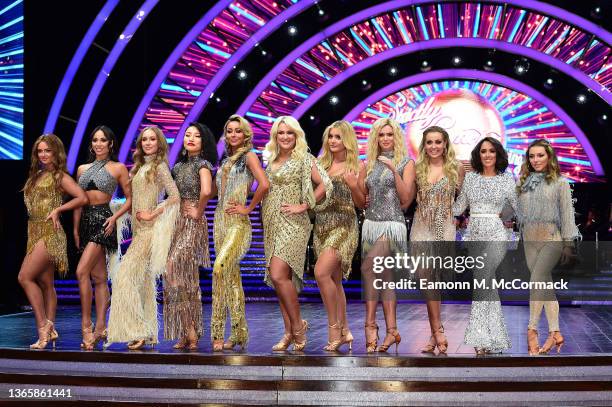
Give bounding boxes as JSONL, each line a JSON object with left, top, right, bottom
{"left": 453, "top": 137, "right": 516, "bottom": 355}
{"left": 163, "top": 122, "right": 217, "bottom": 350}
{"left": 358, "top": 118, "right": 412, "bottom": 353}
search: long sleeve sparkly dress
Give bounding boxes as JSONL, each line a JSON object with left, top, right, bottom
{"left": 313, "top": 173, "right": 359, "bottom": 280}
{"left": 262, "top": 153, "right": 333, "bottom": 292}
{"left": 106, "top": 157, "right": 179, "bottom": 346}
{"left": 453, "top": 171, "right": 517, "bottom": 351}
{"left": 24, "top": 171, "right": 68, "bottom": 277}
{"left": 210, "top": 154, "right": 253, "bottom": 344}
{"left": 163, "top": 156, "right": 212, "bottom": 341}
{"left": 518, "top": 173, "right": 579, "bottom": 333}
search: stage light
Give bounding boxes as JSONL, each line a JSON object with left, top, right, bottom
{"left": 318, "top": 9, "right": 324, "bottom": 16}
{"left": 389, "top": 66, "right": 398, "bottom": 76}
{"left": 329, "top": 95, "right": 339, "bottom": 105}
{"left": 514, "top": 58, "right": 530, "bottom": 75}
{"left": 603, "top": 114, "right": 608, "bottom": 120}
{"left": 261, "top": 50, "right": 267, "bottom": 56}
{"left": 591, "top": 6, "right": 603, "bottom": 19}
{"left": 215, "top": 97, "right": 221, "bottom": 103}
{"left": 451, "top": 56, "right": 462, "bottom": 66}
{"left": 360, "top": 79, "right": 372, "bottom": 91}
{"left": 310, "top": 115, "right": 315, "bottom": 121}
{"left": 420, "top": 60, "right": 431, "bottom": 72}
{"left": 576, "top": 93, "right": 587, "bottom": 104}
{"left": 288, "top": 25, "right": 297, "bottom": 36}
{"left": 238, "top": 70, "right": 247, "bottom": 80}
{"left": 362, "top": 80, "right": 368, "bottom": 86}
{"left": 483, "top": 60, "right": 494, "bottom": 71}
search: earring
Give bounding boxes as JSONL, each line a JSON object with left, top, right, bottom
{"left": 182, "top": 149, "right": 187, "bottom": 156}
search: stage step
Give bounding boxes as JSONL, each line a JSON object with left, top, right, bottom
{"left": 0, "top": 350, "right": 611, "bottom": 405}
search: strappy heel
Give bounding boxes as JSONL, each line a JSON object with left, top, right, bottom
{"left": 80, "top": 322, "right": 95, "bottom": 350}
{"left": 30, "top": 320, "right": 55, "bottom": 350}
{"left": 341, "top": 326, "right": 354, "bottom": 351}
{"left": 272, "top": 333, "right": 293, "bottom": 351}
{"left": 292, "top": 320, "right": 309, "bottom": 352}
{"left": 323, "top": 322, "right": 343, "bottom": 352}
{"left": 421, "top": 335, "right": 436, "bottom": 353}
{"left": 527, "top": 328, "right": 540, "bottom": 356}
{"left": 223, "top": 339, "right": 247, "bottom": 351}
{"left": 212, "top": 339, "right": 224, "bottom": 352}
{"left": 539, "top": 331, "right": 564, "bottom": 355}
{"left": 377, "top": 327, "right": 401, "bottom": 353}
{"left": 433, "top": 325, "right": 448, "bottom": 354}
{"left": 364, "top": 322, "right": 379, "bottom": 353}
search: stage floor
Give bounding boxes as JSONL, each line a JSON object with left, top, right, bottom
{"left": 1, "top": 302, "right": 611, "bottom": 355}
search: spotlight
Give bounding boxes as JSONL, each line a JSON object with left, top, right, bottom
{"left": 238, "top": 70, "right": 247, "bottom": 80}
{"left": 261, "top": 49, "right": 267, "bottom": 56}
{"left": 576, "top": 93, "right": 587, "bottom": 104}
{"left": 360, "top": 79, "right": 372, "bottom": 91}
{"left": 420, "top": 60, "right": 431, "bottom": 72}
{"left": 514, "top": 58, "right": 530, "bottom": 75}
{"left": 451, "top": 56, "right": 462, "bottom": 66}
{"left": 590, "top": 5, "right": 603, "bottom": 19}
{"left": 543, "top": 78, "right": 554, "bottom": 89}
{"left": 483, "top": 59, "right": 495, "bottom": 71}
{"left": 310, "top": 115, "right": 316, "bottom": 121}
{"left": 318, "top": 9, "right": 324, "bottom": 15}
{"left": 288, "top": 25, "right": 298, "bottom": 36}
{"left": 389, "top": 66, "right": 398, "bottom": 76}
{"left": 362, "top": 80, "right": 368, "bottom": 86}
{"left": 215, "top": 97, "right": 221, "bottom": 103}
{"left": 329, "top": 95, "right": 339, "bottom": 105}
{"left": 597, "top": 113, "right": 608, "bottom": 125}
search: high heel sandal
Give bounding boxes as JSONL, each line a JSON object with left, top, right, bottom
{"left": 292, "top": 320, "right": 309, "bottom": 352}
{"left": 539, "top": 331, "right": 564, "bottom": 355}
{"left": 377, "top": 327, "right": 401, "bottom": 353}
{"left": 80, "top": 322, "right": 95, "bottom": 350}
{"left": 127, "top": 339, "right": 149, "bottom": 350}
{"left": 223, "top": 339, "right": 247, "bottom": 351}
{"left": 30, "top": 320, "right": 55, "bottom": 350}
{"left": 433, "top": 325, "right": 448, "bottom": 354}
{"left": 271, "top": 333, "right": 293, "bottom": 351}
{"left": 527, "top": 328, "right": 540, "bottom": 356}
{"left": 421, "top": 335, "right": 436, "bottom": 354}
{"left": 474, "top": 347, "right": 486, "bottom": 356}
{"left": 364, "top": 322, "right": 379, "bottom": 353}
{"left": 93, "top": 328, "right": 107, "bottom": 348}
{"left": 341, "top": 326, "right": 354, "bottom": 351}
{"left": 212, "top": 339, "right": 224, "bottom": 352}
{"left": 173, "top": 337, "right": 188, "bottom": 349}
{"left": 323, "top": 322, "right": 343, "bottom": 352}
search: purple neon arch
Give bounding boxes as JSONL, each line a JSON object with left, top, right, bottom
{"left": 44, "top": 0, "right": 119, "bottom": 134}
{"left": 343, "top": 69, "right": 604, "bottom": 175}
{"left": 67, "top": 0, "right": 159, "bottom": 173}
{"left": 168, "top": 0, "right": 317, "bottom": 165}
{"left": 292, "top": 38, "right": 612, "bottom": 118}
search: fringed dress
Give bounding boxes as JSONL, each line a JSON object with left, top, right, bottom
{"left": 163, "top": 156, "right": 213, "bottom": 340}
{"left": 211, "top": 153, "right": 253, "bottom": 344}
{"left": 106, "top": 156, "right": 179, "bottom": 345}
{"left": 24, "top": 171, "right": 68, "bottom": 277}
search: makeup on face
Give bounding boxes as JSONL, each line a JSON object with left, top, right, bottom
{"left": 378, "top": 125, "right": 395, "bottom": 151}
{"left": 226, "top": 121, "right": 245, "bottom": 151}
{"left": 184, "top": 126, "right": 202, "bottom": 155}
{"left": 141, "top": 129, "right": 159, "bottom": 156}
{"left": 92, "top": 130, "right": 110, "bottom": 158}
{"left": 328, "top": 128, "right": 346, "bottom": 153}
{"left": 528, "top": 145, "right": 549, "bottom": 172}
{"left": 277, "top": 122, "right": 297, "bottom": 151}
{"left": 480, "top": 140, "right": 497, "bottom": 169}
{"left": 424, "top": 132, "right": 445, "bottom": 158}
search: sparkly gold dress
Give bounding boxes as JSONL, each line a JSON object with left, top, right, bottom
{"left": 313, "top": 174, "right": 358, "bottom": 279}
{"left": 211, "top": 154, "right": 253, "bottom": 344}
{"left": 163, "top": 156, "right": 212, "bottom": 341}
{"left": 107, "top": 157, "right": 179, "bottom": 345}
{"left": 262, "top": 153, "right": 332, "bottom": 291}
{"left": 24, "top": 171, "right": 68, "bottom": 277}
{"left": 410, "top": 176, "right": 457, "bottom": 242}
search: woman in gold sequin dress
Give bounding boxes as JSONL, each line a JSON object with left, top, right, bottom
{"left": 106, "top": 127, "right": 180, "bottom": 350}
{"left": 211, "top": 115, "right": 269, "bottom": 352}
{"left": 406, "top": 126, "right": 464, "bottom": 354}
{"left": 19, "top": 134, "right": 88, "bottom": 349}
{"left": 262, "top": 116, "right": 333, "bottom": 352}
{"left": 313, "top": 120, "right": 364, "bottom": 351}
{"left": 163, "top": 122, "right": 216, "bottom": 350}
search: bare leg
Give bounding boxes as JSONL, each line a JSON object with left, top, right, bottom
{"left": 18, "top": 241, "right": 52, "bottom": 328}
{"left": 278, "top": 295, "right": 291, "bottom": 334}
{"left": 76, "top": 242, "right": 104, "bottom": 328}
{"left": 269, "top": 256, "right": 302, "bottom": 331}
{"left": 314, "top": 249, "right": 341, "bottom": 326}
{"left": 90, "top": 247, "right": 109, "bottom": 333}
{"left": 331, "top": 265, "right": 348, "bottom": 331}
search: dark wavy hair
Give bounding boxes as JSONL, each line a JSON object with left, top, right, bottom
{"left": 87, "top": 125, "right": 118, "bottom": 162}
{"left": 470, "top": 136, "right": 508, "bottom": 174}
{"left": 179, "top": 122, "right": 218, "bottom": 165}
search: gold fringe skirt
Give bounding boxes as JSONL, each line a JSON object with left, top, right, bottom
{"left": 27, "top": 219, "right": 68, "bottom": 277}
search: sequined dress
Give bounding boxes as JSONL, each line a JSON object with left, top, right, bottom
{"left": 211, "top": 154, "right": 253, "bottom": 344}
{"left": 163, "top": 156, "right": 212, "bottom": 340}
{"left": 313, "top": 174, "right": 359, "bottom": 280}
{"left": 262, "top": 153, "right": 332, "bottom": 292}
{"left": 453, "top": 171, "right": 517, "bottom": 351}
{"left": 107, "top": 156, "right": 179, "bottom": 345}
{"left": 24, "top": 171, "right": 68, "bottom": 277}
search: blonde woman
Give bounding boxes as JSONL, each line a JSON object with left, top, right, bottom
{"left": 406, "top": 125, "right": 464, "bottom": 354}
{"left": 106, "top": 126, "right": 180, "bottom": 350}
{"left": 211, "top": 115, "right": 269, "bottom": 351}
{"left": 357, "top": 118, "right": 412, "bottom": 353}
{"left": 19, "top": 134, "right": 88, "bottom": 349}
{"left": 262, "top": 116, "right": 332, "bottom": 351}
{"left": 314, "top": 120, "right": 364, "bottom": 351}
{"left": 517, "top": 139, "right": 579, "bottom": 355}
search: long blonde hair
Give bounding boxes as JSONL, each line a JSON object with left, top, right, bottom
{"left": 517, "top": 139, "right": 561, "bottom": 192}
{"left": 23, "top": 134, "right": 67, "bottom": 196}
{"left": 265, "top": 116, "right": 309, "bottom": 163}
{"left": 415, "top": 126, "right": 459, "bottom": 187}
{"left": 365, "top": 117, "right": 407, "bottom": 175}
{"left": 318, "top": 120, "right": 359, "bottom": 172}
{"left": 131, "top": 126, "right": 169, "bottom": 183}
{"left": 223, "top": 114, "right": 253, "bottom": 174}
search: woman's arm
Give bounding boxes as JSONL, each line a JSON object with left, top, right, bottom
{"left": 48, "top": 172, "right": 88, "bottom": 230}
{"left": 103, "top": 163, "right": 132, "bottom": 236}
{"left": 452, "top": 172, "right": 469, "bottom": 216}
{"left": 344, "top": 161, "right": 366, "bottom": 209}
{"left": 72, "top": 165, "right": 86, "bottom": 247}
{"left": 226, "top": 152, "right": 270, "bottom": 215}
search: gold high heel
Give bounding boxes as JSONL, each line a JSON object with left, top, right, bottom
{"left": 364, "top": 322, "right": 379, "bottom": 353}
{"left": 127, "top": 339, "right": 146, "bottom": 350}
{"left": 421, "top": 335, "right": 436, "bottom": 353}
{"left": 433, "top": 325, "right": 448, "bottom": 354}
{"left": 81, "top": 322, "right": 95, "bottom": 350}
{"left": 93, "top": 328, "right": 107, "bottom": 348}
{"left": 527, "top": 328, "right": 540, "bottom": 356}
{"left": 292, "top": 320, "right": 309, "bottom": 352}
{"left": 271, "top": 333, "right": 293, "bottom": 351}
{"left": 323, "top": 322, "right": 343, "bottom": 352}
{"left": 377, "top": 327, "right": 401, "bottom": 353}
{"left": 341, "top": 326, "right": 354, "bottom": 351}
{"left": 539, "top": 331, "right": 564, "bottom": 354}
{"left": 212, "top": 339, "right": 224, "bottom": 352}
{"left": 30, "top": 320, "right": 55, "bottom": 350}
{"left": 223, "top": 340, "right": 247, "bottom": 351}
{"left": 474, "top": 347, "right": 486, "bottom": 356}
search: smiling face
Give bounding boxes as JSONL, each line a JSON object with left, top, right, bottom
{"left": 276, "top": 122, "right": 297, "bottom": 153}
{"left": 377, "top": 125, "right": 395, "bottom": 152}
{"left": 528, "top": 145, "right": 549, "bottom": 172}
{"left": 141, "top": 129, "right": 159, "bottom": 156}
{"left": 91, "top": 130, "right": 111, "bottom": 159}
{"left": 424, "top": 131, "right": 446, "bottom": 159}
{"left": 37, "top": 141, "right": 54, "bottom": 167}
{"left": 183, "top": 125, "right": 202, "bottom": 156}
{"left": 327, "top": 127, "right": 346, "bottom": 154}
{"left": 225, "top": 120, "right": 245, "bottom": 152}
{"left": 479, "top": 140, "right": 497, "bottom": 171}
